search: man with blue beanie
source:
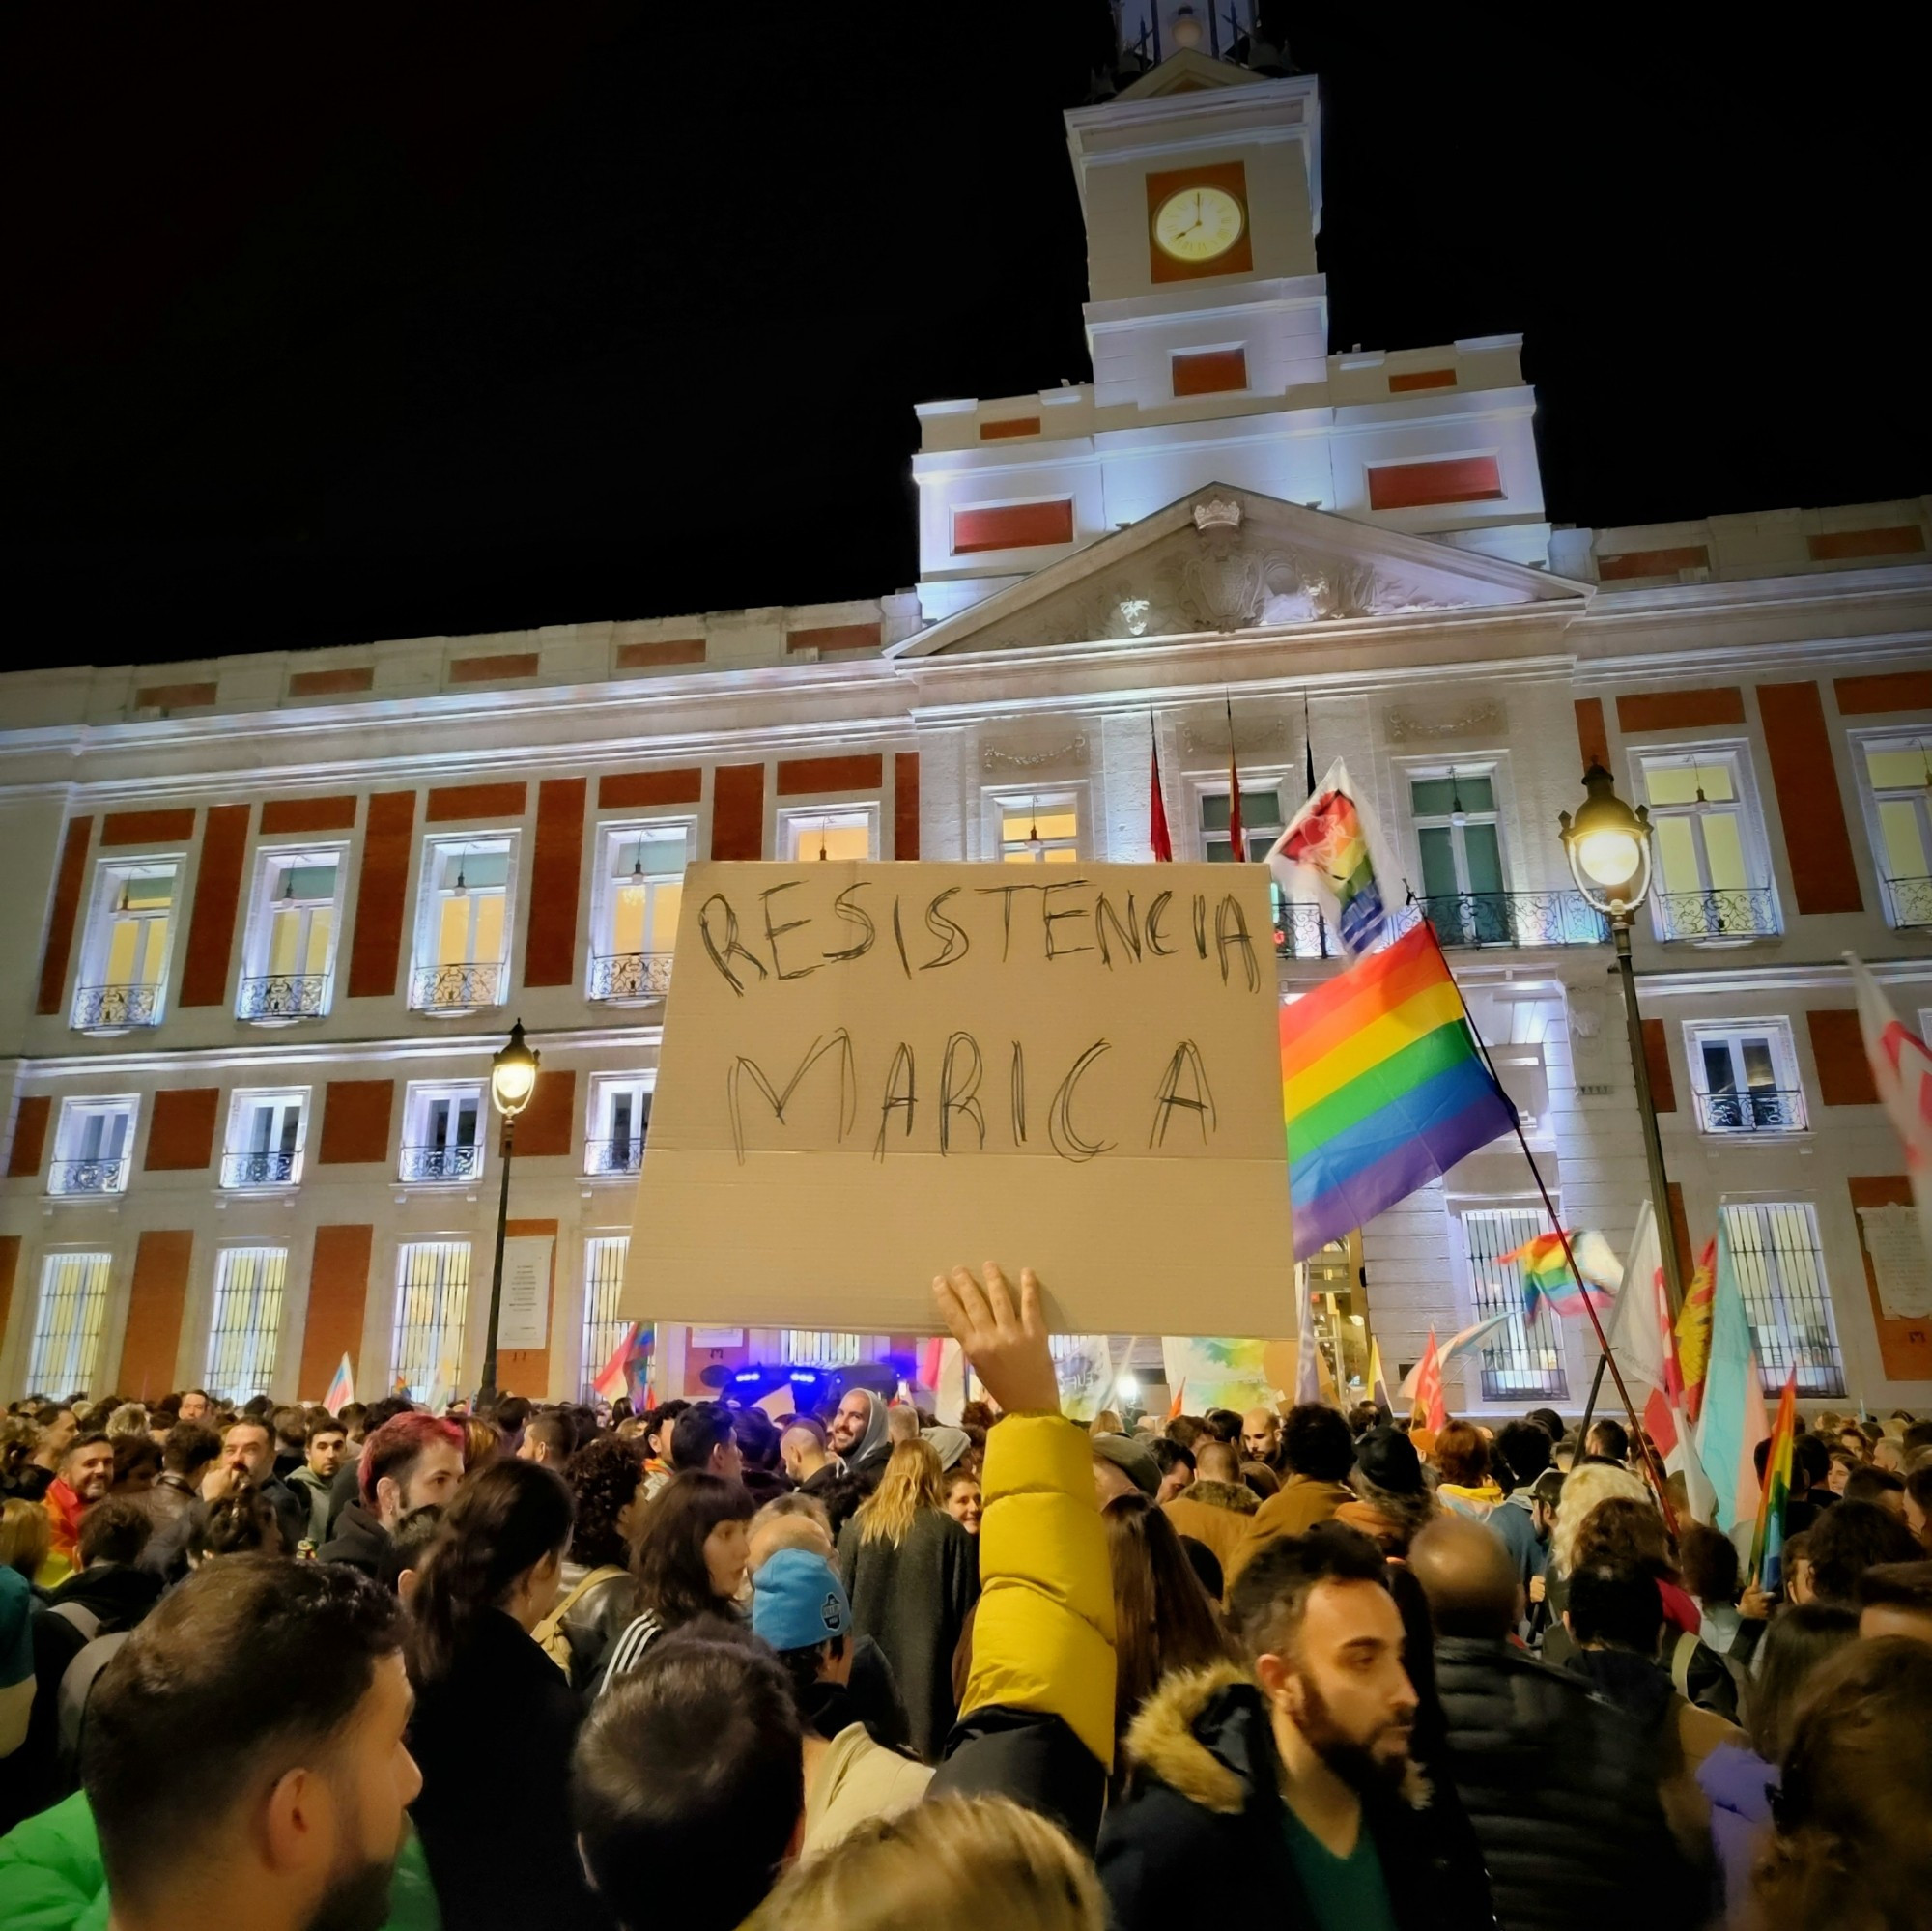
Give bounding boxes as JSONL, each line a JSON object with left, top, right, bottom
{"left": 750, "top": 1547, "right": 931, "bottom": 1857}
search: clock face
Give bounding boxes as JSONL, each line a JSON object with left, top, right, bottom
{"left": 1152, "top": 185, "right": 1245, "bottom": 263}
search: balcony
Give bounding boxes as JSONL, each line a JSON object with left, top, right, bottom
{"left": 1653, "top": 886, "right": 1780, "bottom": 943}
{"left": 221, "top": 1149, "right": 302, "bottom": 1188}
{"left": 399, "top": 1143, "right": 482, "bottom": 1183}
{"left": 71, "top": 984, "right": 161, "bottom": 1033}
{"left": 47, "top": 1158, "right": 128, "bottom": 1197}
{"left": 585, "top": 1136, "right": 645, "bottom": 1177}
{"left": 1694, "top": 1088, "right": 1806, "bottom": 1135}
{"left": 409, "top": 962, "right": 503, "bottom": 1015}
{"left": 588, "top": 952, "right": 673, "bottom": 1002}
{"left": 1274, "top": 904, "right": 1344, "bottom": 960}
{"left": 238, "top": 973, "right": 328, "bottom": 1023}
{"left": 1885, "top": 874, "right": 1932, "bottom": 928}
{"left": 1410, "top": 890, "right": 1609, "bottom": 950}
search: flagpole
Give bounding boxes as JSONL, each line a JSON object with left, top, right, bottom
{"left": 1414, "top": 915, "right": 1673, "bottom": 1528}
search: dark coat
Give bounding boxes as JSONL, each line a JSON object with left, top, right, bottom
{"left": 317, "top": 1501, "right": 389, "bottom": 1577}
{"left": 1097, "top": 1665, "right": 1495, "bottom": 1931}
{"left": 408, "top": 1608, "right": 611, "bottom": 1929}
{"left": 1434, "top": 1635, "right": 1706, "bottom": 1931}
{"left": 838, "top": 1508, "right": 978, "bottom": 1763}
{"left": 555, "top": 1563, "right": 639, "bottom": 1702}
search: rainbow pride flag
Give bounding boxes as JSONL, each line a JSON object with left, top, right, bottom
{"left": 1282, "top": 923, "right": 1518, "bottom": 1258}
{"left": 1504, "top": 1229, "right": 1621, "bottom": 1317}
{"left": 1749, "top": 1367, "right": 1799, "bottom": 1591}
{"left": 1271, "top": 758, "right": 1396, "bottom": 956}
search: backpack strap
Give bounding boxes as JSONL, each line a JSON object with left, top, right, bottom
{"left": 531, "top": 1565, "right": 629, "bottom": 1673}
{"left": 57, "top": 1631, "right": 130, "bottom": 1776}
{"left": 48, "top": 1601, "right": 101, "bottom": 1644}
{"left": 1669, "top": 1628, "right": 1699, "bottom": 1699}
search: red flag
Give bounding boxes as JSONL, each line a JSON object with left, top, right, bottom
{"left": 1149, "top": 718, "right": 1174, "bottom": 862}
{"left": 1167, "top": 1377, "right": 1186, "bottom": 1421}
{"left": 1226, "top": 697, "right": 1244, "bottom": 858}
{"left": 1411, "top": 1329, "right": 1447, "bottom": 1431}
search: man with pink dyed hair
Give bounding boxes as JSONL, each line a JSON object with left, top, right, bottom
{"left": 318, "top": 1411, "right": 465, "bottom": 1579}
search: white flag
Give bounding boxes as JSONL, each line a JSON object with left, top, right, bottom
{"left": 1849, "top": 953, "right": 1932, "bottom": 1256}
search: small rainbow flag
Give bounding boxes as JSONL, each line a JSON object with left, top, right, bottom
{"left": 1504, "top": 1229, "right": 1621, "bottom": 1318}
{"left": 1281, "top": 923, "right": 1518, "bottom": 1258}
{"left": 1271, "top": 758, "right": 1394, "bottom": 956}
{"left": 1749, "top": 1367, "right": 1799, "bottom": 1592}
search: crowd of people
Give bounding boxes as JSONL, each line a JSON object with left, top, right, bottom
{"left": 1, "top": 1269, "right": 1930, "bottom": 1931}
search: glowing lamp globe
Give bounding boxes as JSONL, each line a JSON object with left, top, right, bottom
{"left": 490, "top": 1020, "right": 541, "bottom": 1118}
{"left": 1559, "top": 765, "right": 1653, "bottom": 916}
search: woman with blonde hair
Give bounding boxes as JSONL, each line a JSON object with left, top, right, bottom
{"left": 0, "top": 1499, "right": 50, "bottom": 1581}
{"left": 741, "top": 1795, "right": 1105, "bottom": 1931}
{"left": 838, "top": 1437, "right": 978, "bottom": 1762}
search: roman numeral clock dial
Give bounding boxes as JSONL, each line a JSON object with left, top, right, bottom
{"left": 1152, "top": 185, "right": 1244, "bottom": 263}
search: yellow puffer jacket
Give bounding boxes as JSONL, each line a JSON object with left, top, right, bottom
{"left": 956, "top": 1412, "right": 1116, "bottom": 1772}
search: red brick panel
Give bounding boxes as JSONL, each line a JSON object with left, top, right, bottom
{"left": 1365, "top": 457, "right": 1503, "bottom": 512}
{"left": 425, "top": 782, "right": 526, "bottom": 823}
{"left": 786, "top": 623, "right": 882, "bottom": 655}
{"left": 0, "top": 1235, "right": 19, "bottom": 1354}
{"left": 711, "top": 764, "right": 766, "bottom": 860}
{"left": 1172, "top": 348, "right": 1247, "bottom": 397}
{"left": 524, "top": 779, "right": 587, "bottom": 989}
{"left": 1640, "top": 1019, "right": 1676, "bottom": 1113}
{"left": 179, "top": 802, "right": 250, "bottom": 1008}
{"left": 1757, "top": 681, "right": 1862, "bottom": 916}
{"left": 36, "top": 815, "right": 94, "bottom": 1015}
{"left": 100, "top": 809, "right": 195, "bottom": 846}
{"left": 980, "top": 417, "right": 1039, "bottom": 440}
{"left": 261, "top": 794, "right": 358, "bottom": 834}
{"left": 952, "top": 501, "right": 1074, "bottom": 554}
{"left": 1387, "top": 368, "right": 1456, "bottom": 392}
{"left": 318, "top": 1080, "right": 395, "bottom": 1165}
{"left": 894, "top": 752, "right": 921, "bottom": 861}
{"left": 598, "top": 769, "right": 703, "bottom": 809}
{"left": 346, "top": 791, "right": 416, "bottom": 999}
{"left": 776, "top": 754, "right": 883, "bottom": 797}
{"left": 1613, "top": 688, "right": 1747, "bottom": 733}
{"left": 7, "top": 1095, "right": 51, "bottom": 1178}
{"left": 288, "top": 667, "right": 375, "bottom": 697}
{"left": 298, "top": 1224, "right": 375, "bottom": 1400}
{"left": 145, "top": 1089, "right": 219, "bottom": 1171}
{"left": 1597, "top": 546, "right": 1711, "bottom": 581}
{"left": 448, "top": 652, "right": 539, "bottom": 682}
{"left": 1808, "top": 526, "right": 1925, "bottom": 561}
{"left": 1833, "top": 670, "right": 1932, "bottom": 716}
{"left": 1850, "top": 1176, "right": 1932, "bottom": 1382}
{"left": 136, "top": 682, "right": 217, "bottom": 710}
{"left": 514, "top": 1070, "right": 575, "bottom": 1158}
{"left": 1807, "top": 1009, "right": 1878, "bottom": 1106}
{"left": 616, "top": 639, "right": 706, "bottom": 669}
{"left": 116, "top": 1230, "right": 193, "bottom": 1399}
{"left": 1573, "top": 698, "right": 1610, "bottom": 776}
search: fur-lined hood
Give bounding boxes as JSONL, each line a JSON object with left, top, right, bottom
{"left": 1123, "top": 1662, "right": 1430, "bottom": 1815}
{"left": 1172, "top": 1479, "right": 1258, "bottom": 1516}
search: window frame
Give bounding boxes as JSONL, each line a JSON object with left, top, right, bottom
{"left": 588, "top": 818, "right": 694, "bottom": 1002}
{"left": 1718, "top": 1197, "right": 1846, "bottom": 1397}
{"left": 584, "top": 1072, "right": 653, "bottom": 1178}
{"left": 48, "top": 1094, "right": 139, "bottom": 1198}
{"left": 73, "top": 854, "right": 184, "bottom": 1031}
{"left": 27, "top": 1250, "right": 115, "bottom": 1395}
{"left": 1453, "top": 1204, "right": 1572, "bottom": 1402}
{"left": 238, "top": 843, "right": 348, "bottom": 1021}
{"left": 980, "top": 782, "right": 1089, "bottom": 865}
{"left": 1849, "top": 727, "right": 1932, "bottom": 929}
{"left": 203, "top": 1244, "right": 291, "bottom": 1403}
{"left": 581, "top": 1235, "right": 632, "bottom": 1397}
{"left": 221, "top": 1087, "right": 311, "bottom": 1190}
{"left": 1405, "top": 761, "right": 1509, "bottom": 896}
{"left": 1683, "top": 1019, "right": 1808, "bottom": 1137}
{"left": 776, "top": 803, "right": 880, "bottom": 864}
{"left": 1630, "top": 742, "right": 1780, "bottom": 941}
{"left": 399, "top": 1080, "right": 489, "bottom": 1186}
{"left": 1191, "top": 772, "right": 1288, "bottom": 865}
{"left": 391, "top": 1240, "right": 472, "bottom": 1402}
{"left": 409, "top": 832, "right": 520, "bottom": 1014}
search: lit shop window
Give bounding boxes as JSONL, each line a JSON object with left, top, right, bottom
{"left": 74, "top": 864, "right": 177, "bottom": 1033}
{"left": 1719, "top": 1201, "right": 1845, "bottom": 1397}
{"left": 1462, "top": 1207, "right": 1569, "bottom": 1401}
{"left": 589, "top": 824, "right": 688, "bottom": 1002}
{"left": 998, "top": 797, "right": 1079, "bottom": 864}
{"left": 48, "top": 1097, "right": 137, "bottom": 1197}
{"left": 781, "top": 808, "right": 877, "bottom": 862}
{"left": 1686, "top": 1022, "right": 1806, "bottom": 1137}
{"left": 28, "top": 1253, "right": 113, "bottom": 1395}
{"left": 1637, "top": 751, "right": 1778, "bottom": 940}
{"left": 240, "top": 851, "right": 341, "bottom": 1021}
{"left": 204, "top": 1246, "right": 290, "bottom": 1404}
{"left": 393, "top": 1242, "right": 471, "bottom": 1402}
{"left": 222, "top": 1090, "right": 308, "bottom": 1188}
{"left": 412, "top": 839, "right": 513, "bottom": 1013}
{"left": 400, "top": 1083, "right": 485, "bottom": 1184}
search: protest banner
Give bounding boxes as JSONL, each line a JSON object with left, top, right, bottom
{"left": 625, "top": 860, "right": 1295, "bottom": 1334}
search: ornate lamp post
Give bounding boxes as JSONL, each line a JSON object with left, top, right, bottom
{"left": 1560, "top": 765, "right": 1683, "bottom": 1312}
{"left": 478, "top": 1019, "right": 540, "bottom": 1406}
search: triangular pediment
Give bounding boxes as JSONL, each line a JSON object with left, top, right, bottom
{"left": 1116, "top": 49, "right": 1265, "bottom": 99}
{"left": 895, "top": 485, "right": 1590, "bottom": 659}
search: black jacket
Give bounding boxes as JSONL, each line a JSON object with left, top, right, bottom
{"left": 317, "top": 1502, "right": 390, "bottom": 1577}
{"left": 1097, "top": 1665, "right": 1495, "bottom": 1931}
{"left": 408, "top": 1608, "right": 611, "bottom": 1929}
{"left": 1434, "top": 1635, "right": 1705, "bottom": 1931}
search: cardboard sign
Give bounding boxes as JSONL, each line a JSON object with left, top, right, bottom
{"left": 624, "top": 861, "right": 1295, "bottom": 1334}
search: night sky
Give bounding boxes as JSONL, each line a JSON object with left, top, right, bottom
{"left": 4, "top": 5, "right": 1926, "bottom": 672}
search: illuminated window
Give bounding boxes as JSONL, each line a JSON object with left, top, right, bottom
{"left": 412, "top": 838, "right": 514, "bottom": 1012}
{"left": 1636, "top": 750, "right": 1778, "bottom": 940}
{"left": 241, "top": 850, "right": 341, "bottom": 1020}
{"left": 48, "top": 1097, "right": 137, "bottom": 1197}
{"left": 393, "top": 1241, "right": 471, "bottom": 1401}
{"left": 999, "top": 796, "right": 1079, "bottom": 864}
{"left": 74, "top": 863, "right": 177, "bottom": 1032}
{"left": 204, "top": 1246, "right": 289, "bottom": 1403}
{"left": 781, "top": 808, "right": 877, "bottom": 862}
{"left": 1719, "top": 1201, "right": 1844, "bottom": 1397}
{"left": 780, "top": 1330, "right": 864, "bottom": 1367}
{"left": 400, "top": 1083, "right": 485, "bottom": 1184}
{"left": 582, "top": 1237, "right": 631, "bottom": 1395}
{"left": 1200, "top": 785, "right": 1283, "bottom": 863}
{"left": 586, "top": 1075, "right": 651, "bottom": 1176}
{"left": 1462, "top": 1207, "right": 1569, "bottom": 1400}
{"left": 28, "top": 1253, "right": 113, "bottom": 1395}
{"left": 222, "top": 1090, "right": 308, "bottom": 1188}
{"left": 1685, "top": 1021, "right": 1805, "bottom": 1136}
{"left": 590, "top": 824, "right": 688, "bottom": 1001}
{"left": 1859, "top": 735, "right": 1932, "bottom": 927}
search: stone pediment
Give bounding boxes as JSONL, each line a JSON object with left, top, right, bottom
{"left": 894, "top": 485, "right": 1589, "bottom": 659}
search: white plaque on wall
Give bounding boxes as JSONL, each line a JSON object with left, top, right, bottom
{"left": 1857, "top": 1204, "right": 1932, "bottom": 1320}
{"left": 497, "top": 1235, "right": 554, "bottom": 1351}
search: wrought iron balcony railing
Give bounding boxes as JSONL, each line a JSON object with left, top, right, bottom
{"left": 1884, "top": 874, "right": 1932, "bottom": 928}
{"left": 47, "top": 1158, "right": 128, "bottom": 1196}
{"left": 71, "top": 983, "right": 161, "bottom": 1031}
{"left": 221, "top": 1149, "right": 302, "bottom": 1188}
{"left": 1694, "top": 1088, "right": 1806, "bottom": 1134}
{"left": 399, "top": 1143, "right": 483, "bottom": 1183}
{"left": 409, "top": 961, "right": 503, "bottom": 1013}
{"left": 1652, "top": 886, "right": 1780, "bottom": 942}
{"left": 585, "top": 1136, "right": 645, "bottom": 1177}
{"left": 238, "top": 973, "right": 328, "bottom": 1021}
{"left": 1411, "top": 889, "right": 1610, "bottom": 950}
{"left": 588, "top": 952, "right": 673, "bottom": 1001}
{"left": 1274, "top": 904, "right": 1344, "bottom": 960}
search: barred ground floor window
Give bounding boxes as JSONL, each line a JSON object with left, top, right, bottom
{"left": 1462, "top": 1206, "right": 1570, "bottom": 1401}
{"left": 393, "top": 1241, "right": 471, "bottom": 1401}
{"left": 204, "top": 1245, "right": 289, "bottom": 1403}
{"left": 29, "top": 1252, "right": 113, "bottom": 1396}
{"left": 581, "top": 1237, "right": 630, "bottom": 1393}
{"left": 1720, "top": 1200, "right": 1846, "bottom": 1398}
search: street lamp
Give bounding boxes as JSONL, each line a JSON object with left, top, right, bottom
{"left": 478, "top": 1019, "right": 541, "bottom": 1406}
{"left": 1560, "top": 764, "right": 1683, "bottom": 1312}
